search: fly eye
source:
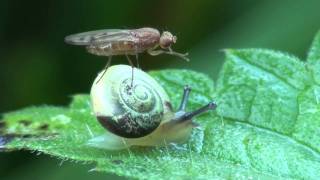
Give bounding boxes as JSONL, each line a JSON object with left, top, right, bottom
{"left": 160, "top": 36, "right": 173, "bottom": 48}
{"left": 160, "top": 40, "right": 170, "bottom": 48}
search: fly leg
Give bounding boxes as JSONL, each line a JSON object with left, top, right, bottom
{"left": 125, "top": 54, "right": 135, "bottom": 88}
{"left": 147, "top": 47, "right": 189, "bottom": 61}
{"left": 134, "top": 46, "right": 140, "bottom": 69}
{"left": 96, "top": 56, "right": 112, "bottom": 84}
{"left": 135, "top": 53, "right": 140, "bottom": 69}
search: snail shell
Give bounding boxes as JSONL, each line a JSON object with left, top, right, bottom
{"left": 91, "top": 65, "right": 173, "bottom": 138}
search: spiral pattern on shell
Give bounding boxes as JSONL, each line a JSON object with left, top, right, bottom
{"left": 91, "top": 65, "right": 170, "bottom": 138}
{"left": 119, "top": 78, "right": 158, "bottom": 113}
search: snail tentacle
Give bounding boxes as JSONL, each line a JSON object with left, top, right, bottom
{"left": 174, "top": 101, "right": 217, "bottom": 123}
{"left": 178, "top": 85, "right": 191, "bottom": 111}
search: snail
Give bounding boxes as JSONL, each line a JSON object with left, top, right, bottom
{"left": 88, "top": 65, "right": 216, "bottom": 150}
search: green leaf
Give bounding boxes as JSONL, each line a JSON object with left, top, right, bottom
{"left": 307, "top": 30, "right": 320, "bottom": 85}
{"left": 215, "top": 49, "right": 320, "bottom": 179}
{"left": 2, "top": 32, "right": 320, "bottom": 179}
{"left": 3, "top": 70, "right": 256, "bottom": 179}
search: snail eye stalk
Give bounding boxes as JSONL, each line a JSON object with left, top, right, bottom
{"left": 182, "top": 102, "right": 216, "bottom": 120}
{"left": 175, "top": 102, "right": 216, "bottom": 122}
{"left": 178, "top": 85, "right": 191, "bottom": 111}
{"left": 175, "top": 85, "right": 216, "bottom": 122}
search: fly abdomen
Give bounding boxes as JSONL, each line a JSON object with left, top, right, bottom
{"left": 86, "top": 45, "right": 109, "bottom": 56}
{"left": 86, "top": 41, "right": 142, "bottom": 56}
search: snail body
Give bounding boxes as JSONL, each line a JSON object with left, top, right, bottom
{"left": 88, "top": 65, "right": 216, "bottom": 150}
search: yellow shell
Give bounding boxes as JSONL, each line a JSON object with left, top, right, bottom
{"left": 91, "top": 65, "right": 173, "bottom": 138}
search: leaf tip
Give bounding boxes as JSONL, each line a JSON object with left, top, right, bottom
{"left": 220, "top": 48, "right": 233, "bottom": 54}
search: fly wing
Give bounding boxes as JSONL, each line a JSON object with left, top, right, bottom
{"left": 64, "top": 29, "right": 135, "bottom": 46}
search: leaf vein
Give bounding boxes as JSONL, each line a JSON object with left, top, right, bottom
{"left": 233, "top": 54, "right": 298, "bottom": 90}
{"left": 225, "top": 117, "right": 320, "bottom": 157}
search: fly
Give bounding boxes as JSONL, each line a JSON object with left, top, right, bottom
{"left": 64, "top": 27, "right": 189, "bottom": 85}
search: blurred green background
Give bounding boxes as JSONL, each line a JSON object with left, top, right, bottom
{"left": 1, "top": 0, "right": 320, "bottom": 179}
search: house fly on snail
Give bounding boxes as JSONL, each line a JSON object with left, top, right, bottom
{"left": 64, "top": 27, "right": 189, "bottom": 85}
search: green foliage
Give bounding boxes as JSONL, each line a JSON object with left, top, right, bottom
{"left": 308, "top": 30, "right": 320, "bottom": 85}
{"left": 2, "top": 31, "right": 320, "bottom": 179}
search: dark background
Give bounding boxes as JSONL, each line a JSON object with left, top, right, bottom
{"left": 1, "top": 0, "right": 320, "bottom": 179}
